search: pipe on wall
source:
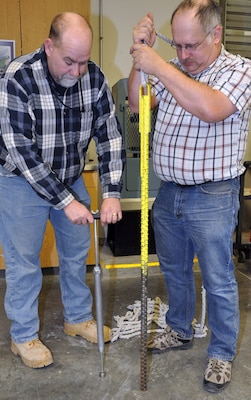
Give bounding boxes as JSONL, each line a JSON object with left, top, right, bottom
{"left": 99, "top": 0, "right": 103, "bottom": 69}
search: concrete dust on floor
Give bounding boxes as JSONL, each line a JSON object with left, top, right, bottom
{"left": 0, "top": 259, "right": 250, "bottom": 400}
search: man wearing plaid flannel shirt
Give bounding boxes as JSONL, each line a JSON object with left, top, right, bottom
{"left": 0, "top": 12, "right": 125, "bottom": 369}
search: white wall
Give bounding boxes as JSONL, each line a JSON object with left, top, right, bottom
{"left": 90, "top": 0, "right": 179, "bottom": 88}
{"left": 245, "top": 133, "right": 251, "bottom": 161}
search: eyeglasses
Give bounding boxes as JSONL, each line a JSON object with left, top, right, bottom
{"left": 171, "top": 31, "right": 212, "bottom": 52}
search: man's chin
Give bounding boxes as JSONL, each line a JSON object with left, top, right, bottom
{"left": 59, "top": 78, "right": 79, "bottom": 88}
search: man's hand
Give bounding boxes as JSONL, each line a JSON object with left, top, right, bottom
{"left": 132, "top": 12, "right": 156, "bottom": 47}
{"left": 64, "top": 198, "right": 123, "bottom": 227}
{"left": 64, "top": 199, "right": 94, "bottom": 225}
{"left": 130, "top": 43, "right": 162, "bottom": 75}
{"left": 100, "top": 198, "right": 122, "bottom": 226}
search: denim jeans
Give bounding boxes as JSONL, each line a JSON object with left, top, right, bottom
{"left": 152, "top": 178, "right": 240, "bottom": 361}
{"left": 0, "top": 168, "right": 93, "bottom": 343}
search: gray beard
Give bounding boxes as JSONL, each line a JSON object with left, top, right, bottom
{"left": 58, "top": 77, "right": 79, "bottom": 88}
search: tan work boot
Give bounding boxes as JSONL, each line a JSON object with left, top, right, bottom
{"left": 11, "top": 339, "right": 53, "bottom": 368}
{"left": 64, "top": 319, "right": 111, "bottom": 343}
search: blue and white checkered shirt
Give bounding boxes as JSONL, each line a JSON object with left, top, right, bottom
{"left": 0, "top": 46, "right": 126, "bottom": 209}
{"left": 151, "top": 46, "right": 251, "bottom": 185}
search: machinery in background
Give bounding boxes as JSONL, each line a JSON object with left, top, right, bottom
{"left": 108, "top": 79, "right": 160, "bottom": 256}
{"left": 112, "top": 78, "right": 161, "bottom": 199}
{"left": 234, "top": 161, "right": 251, "bottom": 263}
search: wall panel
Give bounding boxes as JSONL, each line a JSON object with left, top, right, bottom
{"left": 20, "top": 0, "right": 90, "bottom": 54}
{"left": 0, "top": 1, "right": 90, "bottom": 57}
{"left": 0, "top": 0, "right": 21, "bottom": 56}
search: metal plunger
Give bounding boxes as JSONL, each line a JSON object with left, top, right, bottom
{"left": 139, "top": 75, "right": 151, "bottom": 391}
{"left": 92, "top": 211, "right": 106, "bottom": 378}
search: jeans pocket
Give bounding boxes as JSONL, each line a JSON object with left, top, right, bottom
{"left": 199, "top": 178, "right": 239, "bottom": 195}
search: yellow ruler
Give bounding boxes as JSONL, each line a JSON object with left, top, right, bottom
{"left": 139, "top": 81, "right": 151, "bottom": 391}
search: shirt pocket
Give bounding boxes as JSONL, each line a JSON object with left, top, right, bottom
{"left": 77, "top": 110, "right": 94, "bottom": 145}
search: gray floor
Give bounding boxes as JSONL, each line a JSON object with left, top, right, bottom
{"left": 0, "top": 246, "right": 250, "bottom": 400}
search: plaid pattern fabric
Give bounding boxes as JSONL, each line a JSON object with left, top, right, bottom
{"left": 0, "top": 46, "right": 125, "bottom": 209}
{"left": 151, "top": 46, "right": 251, "bottom": 185}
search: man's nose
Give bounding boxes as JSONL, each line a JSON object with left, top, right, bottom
{"left": 179, "top": 47, "right": 191, "bottom": 57}
{"left": 71, "top": 63, "right": 81, "bottom": 77}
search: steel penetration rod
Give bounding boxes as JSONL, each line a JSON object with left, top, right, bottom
{"left": 139, "top": 83, "right": 151, "bottom": 391}
{"left": 140, "top": 271, "right": 148, "bottom": 391}
{"left": 155, "top": 31, "right": 173, "bottom": 46}
{"left": 94, "top": 265, "right": 105, "bottom": 378}
{"left": 93, "top": 212, "right": 106, "bottom": 378}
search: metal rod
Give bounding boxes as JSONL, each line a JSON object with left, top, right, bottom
{"left": 94, "top": 265, "right": 105, "bottom": 377}
{"left": 93, "top": 211, "right": 106, "bottom": 378}
{"left": 140, "top": 270, "right": 148, "bottom": 391}
{"left": 155, "top": 31, "right": 173, "bottom": 46}
{"left": 99, "top": 0, "right": 103, "bottom": 69}
{"left": 139, "top": 82, "right": 151, "bottom": 391}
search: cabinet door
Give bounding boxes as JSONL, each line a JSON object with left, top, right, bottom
{"left": 0, "top": 1, "right": 90, "bottom": 58}
{"left": 0, "top": 0, "right": 21, "bottom": 56}
{"left": 20, "top": 0, "right": 90, "bottom": 54}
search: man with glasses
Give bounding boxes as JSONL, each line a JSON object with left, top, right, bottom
{"left": 0, "top": 12, "right": 125, "bottom": 368}
{"left": 128, "top": 0, "right": 251, "bottom": 394}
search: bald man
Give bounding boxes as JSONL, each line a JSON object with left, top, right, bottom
{"left": 128, "top": 0, "right": 251, "bottom": 394}
{"left": 0, "top": 12, "right": 125, "bottom": 368}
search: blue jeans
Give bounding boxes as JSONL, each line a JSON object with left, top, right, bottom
{"left": 0, "top": 168, "right": 93, "bottom": 344}
{"left": 152, "top": 179, "right": 240, "bottom": 361}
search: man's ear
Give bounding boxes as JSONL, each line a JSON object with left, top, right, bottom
{"left": 44, "top": 38, "right": 53, "bottom": 57}
{"left": 213, "top": 25, "right": 223, "bottom": 44}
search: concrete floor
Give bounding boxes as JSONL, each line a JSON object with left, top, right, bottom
{"left": 0, "top": 247, "right": 250, "bottom": 400}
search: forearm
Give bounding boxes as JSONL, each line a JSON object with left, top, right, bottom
{"left": 154, "top": 61, "right": 237, "bottom": 123}
{"left": 127, "top": 68, "right": 142, "bottom": 113}
{"left": 99, "top": 159, "right": 124, "bottom": 200}
{"left": 129, "top": 40, "right": 237, "bottom": 123}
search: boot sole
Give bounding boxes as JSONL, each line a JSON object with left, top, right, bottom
{"left": 64, "top": 324, "right": 112, "bottom": 344}
{"left": 64, "top": 328, "right": 98, "bottom": 344}
{"left": 147, "top": 339, "right": 193, "bottom": 354}
{"left": 203, "top": 379, "right": 230, "bottom": 394}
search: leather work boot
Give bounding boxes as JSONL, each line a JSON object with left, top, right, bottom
{"left": 64, "top": 319, "right": 112, "bottom": 343}
{"left": 11, "top": 339, "right": 53, "bottom": 368}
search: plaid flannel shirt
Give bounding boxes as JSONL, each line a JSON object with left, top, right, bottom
{"left": 0, "top": 46, "right": 125, "bottom": 209}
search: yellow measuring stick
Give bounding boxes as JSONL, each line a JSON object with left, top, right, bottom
{"left": 139, "top": 83, "right": 151, "bottom": 275}
{"left": 139, "top": 81, "right": 151, "bottom": 391}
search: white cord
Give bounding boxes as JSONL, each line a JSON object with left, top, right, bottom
{"left": 111, "top": 295, "right": 208, "bottom": 342}
{"left": 194, "top": 286, "right": 208, "bottom": 338}
{"left": 140, "top": 70, "right": 148, "bottom": 88}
